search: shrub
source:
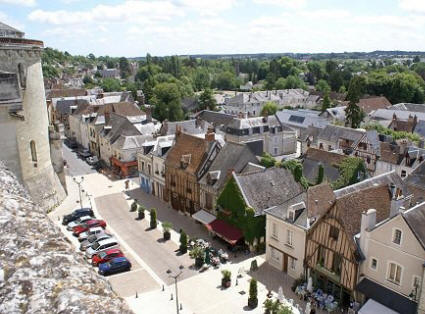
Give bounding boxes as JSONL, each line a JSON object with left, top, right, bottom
{"left": 189, "top": 246, "right": 205, "bottom": 268}
{"left": 248, "top": 279, "right": 258, "bottom": 308}
{"left": 150, "top": 208, "right": 157, "bottom": 229}
{"left": 179, "top": 231, "right": 188, "bottom": 253}
{"left": 137, "top": 206, "right": 145, "bottom": 219}
{"left": 130, "top": 200, "right": 138, "bottom": 212}
{"left": 221, "top": 269, "right": 231, "bottom": 288}
{"left": 250, "top": 259, "right": 258, "bottom": 272}
{"left": 162, "top": 221, "right": 172, "bottom": 240}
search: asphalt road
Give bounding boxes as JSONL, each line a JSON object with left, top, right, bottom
{"left": 63, "top": 144, "right": 97, "bottom": 177}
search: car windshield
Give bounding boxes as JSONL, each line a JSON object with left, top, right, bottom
{"left": 80, "top": 223, "right": 88, "bottom": 228}
{"left": 87, "top": 235, "right": 97, "bottom": 242}
{"left": 98, "top": 252, "right": 107, "bottom": 259}
{"left": 91, "top": 242, "right": 100, "bottom": 250}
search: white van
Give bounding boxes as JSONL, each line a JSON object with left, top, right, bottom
{"left": 85, "top": 238, "right": 119, "bottom": 258}
{"left": 78, "top": 226, "right": 104, "bottom": 242}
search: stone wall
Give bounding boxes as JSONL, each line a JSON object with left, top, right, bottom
{"left": 0, "top": 162, "right": 132, "bottom": 313}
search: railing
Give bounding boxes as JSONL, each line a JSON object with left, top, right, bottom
{"left": 0, "top": 37, "right": 44, "bottom": 47}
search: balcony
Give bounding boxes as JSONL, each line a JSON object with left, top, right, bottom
{"left": 315, "top": 263, "right": 341, "bottom": 283}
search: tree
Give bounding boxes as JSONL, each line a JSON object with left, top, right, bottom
{"left": 198, "top": 88, "right": 216, "bottom": 111}
{"left": 413, "top": 55, "right": 421, "bottom": 63}
{"left": 321, "top": 91, "right": 331, "bottom": 112}
{"left": 331, "top": 157, "right": 366, "bottom": 189}
{"left": 316, "top": 164, "right": 324, "bottom": 185}
{"left": 101, "top": 78, "right": 121, "bottom": 92}
{"left": 179, "top": 230, "right": 188, "bottom": 253}
{"left": 345, "top": 76, "right": 366, "bottom": 128}
{"left": 316, "top": 79, "right": 331, "bottom": 93}
{"left": 119, "top": 57, "right": 131, "bottom": 79}
{"left": 215, "top": 71, "right": 238, "bottom": 90}
{"left": 151, "top": 82, "right": 183, "bottom": 121}
{"left": 260, "top": 102, "right": 278, "bottom": 116}
{"left": 248, "top": 279, "right": 258, "bottom": 308}
{"left": 274, "top": 77, "right": 287, "bottom": 90}
{"left": 150, "top": 208, "right": 157, "bottom": 229}
{"left": 83, "top": 75, "right": 94, "bottom": 85}
{"left": 260, "top": 153, "right": 276, "bottom": 168}
{"left": 193, "top": 68, "right": 210, "bottom": 90}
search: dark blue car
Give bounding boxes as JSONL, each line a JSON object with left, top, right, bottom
{"left": 62, "top": 208, "right": 94, "bottom": 225}
{"left": 98, "top": 257, "right": 131, "bottom": 276}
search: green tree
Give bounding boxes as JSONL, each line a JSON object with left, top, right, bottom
{"left": 151, "top": 82, "right": 183, "bottom": 121}
{"left": 316, "top": 164, "right": 324, "bottom": 185}
{"left": 413, "top": 55, "right": 421, "bottom": 63}
{"left": 150, "top": 208, "right": 157, "bottom": 229}
{"left": 321, "top": 91, "right": 332, "bottom": 112}
{"left": 198, "top": 88, "right": 216, "bottom": 111}
{"left": 119, "top": 57, "right": 131, "bottom": 79}
{"left": 193, "top": 68, "right": 210, "bottom": 91}
{"left": 260, "top": 153, "right": 276, "bottom": 168}
{"left": 83, "top": 75, "right": 94, "bottom": 85}
{"left": 179, "top": 230, "right": 188, "bottom": 253}
{"left": 248, "top": 279, "right": 258, "bottom": 308}
{"left": 260, "top": 102, "right": 278, "bottom": 116}
{"left": 215, "top": 71, "right": 238, "bottom": 90}
{"left": 101, "top": 78, "right": 121, "bottom": 92}
{"left": 345, "top": 76, "right": 366, "bottom": 128}
{"left": 274, "top": 77, "right": 287, "bottom": 90}
{"left": 331, "top": 157, "right": 366, "bottom": 189}
{"left": 316, "top": 79, "right": 331, "bottom": 93}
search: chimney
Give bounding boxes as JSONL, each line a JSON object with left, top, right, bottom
{"left": 104, "top": 111, "right": 110, "bottom": 125}
{"left": 390, "top": 187, "right": 404, "bottom": 217}
{"left": 145, "top": 105, "right": 152, "bottom": 123}
{"left": 360, "top": 209, "right": 377, "bottom": 255}
{"left": 175, "top": 124, "right": 182, "bottom": 137}
{"left": 205, "top": 126, "right": 215, "bottom": 142}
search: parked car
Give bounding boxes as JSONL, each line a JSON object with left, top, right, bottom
{"left": 78, "top": 226, "right": 104, "bottom": 242}
{"left": 77, "top": 149, "right": 91, "bottom": 159}
{"left": 80, "top": 232, "right": 111, "bottom": 251}
{"left": 92, "top": 248, "right": 124, "bottom": 266}
{"left": 64, "top": 138, "right": 78, "bottom": 149}
{"left": 86, "top": 156, "right": 98, "bottom": 165}
{"left": 62, "top": 208, "right": 94, "bottom": 225}
{"left": 98, "top": 257, "right": 131, "bottom": 276}
{"left": 66, "top": 215, "right": 93, "bottom": 231}
{"left": 86, "top": 238, "right": 119, "bottom": 258}
{"left": 72, "top": 219, "right": 106, "bottom": 237}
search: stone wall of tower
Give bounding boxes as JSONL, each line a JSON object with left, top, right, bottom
{"left": 0, "top": 47, "right": 66, "bottom": 209}
{"left": 0, "top": 106, "right": 21, "bottom": 180}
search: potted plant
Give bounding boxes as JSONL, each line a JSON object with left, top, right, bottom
{"left": 162, "top": 221, "right": 172, "bottom": 240}
{"left": 150, "top": 208, "right": 157, "bottom": 229}
{"left": 130, "top": 200, "right": 138, "bottom": 212}
{"left": 179, "top": 231, "right": 188, "bottom": 254}
{"left": 248, "top": 278, "right": 258, "bottom": 308}
{"left": 137, "top": 206, "right": 145, "bottom": 220}
{"left": 221, "top": 270, "right": 231, "bottom": 288}
{"left": 250, "top": 259, "right": 258, "bottom": 272}
{"left": 263, "top": 299, "right": 280, "bottom": 314}
{"left": 189, "top": 246, "right": 205, "bottom": 268}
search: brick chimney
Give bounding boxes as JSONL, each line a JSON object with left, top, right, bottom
{"left": 205, "top": 126, "right": 215, "bottom": 142}
{"left": 145, "top": 105, "right": 152, "bottom": 123}
{"left": 104, "top": 110, "right": 110, "bottom": 125}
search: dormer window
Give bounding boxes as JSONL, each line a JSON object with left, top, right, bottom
{"left": 180, "top": 154, "right": 191, "bottom": 169}
{"left": 288, "top": 209, "right": 295, "bottom": 222}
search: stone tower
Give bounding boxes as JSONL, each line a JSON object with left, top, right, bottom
{"left": 0, "top": 22, "right": 66, "bottom": 209}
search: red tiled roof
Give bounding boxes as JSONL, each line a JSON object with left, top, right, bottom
{"left": 206, "top": 219, "right": 243, "bottom": 245}
{"left": 357, "top": 96, "right": 392, "bottom": 114}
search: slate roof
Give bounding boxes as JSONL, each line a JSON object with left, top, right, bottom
{"left": 403, "top": 202, "right": 425, "bottom": 250}
{"left": 318, "top": 125, "right": 365, "bottom": 144}
{"left": 196, "top": 110, "right": 235, "bottom": 127}
{"left": 276, "top": 110, "right": 329, "bottom": 130}
{"left": 0, "top": 21, "right": 24, "bottom": 37}
{"left": 405, "top": 161, "right": 425, "bottom": 190}
{"left": 371, "top": 109, "right": 425, "bottom": 121}
{"left": 302, "top": 148, "right": 346, "bottom": 183}
{"left": 414, "top": 120, "right": 425, "bottom": 138}
{"left": 264, "top": 193, "right": 308, "bottom": 227}
{"left": 56, "top": 98, "right": 90, "bottom": 115}
{"left": 160, "top": 119, "right": 208, "bottom": 136}
{"left": 233, "top": 167, "right": 305, "bottom": 215}
{"left": 391, "top": 103, "right": 425, "bottom": 113}
{"left": 165, "top": 132, "right": 211, "bottom": 175}
{"left": 226, "top": 115, "right": 281, "bottom": 129}
{"left": 199, "top": 142, "right": 258, "bottom": 191}
{"left": 357, "top": 96, "right": 392, "bottom": 114}
{"left": 46, "top": 89, "right": 87, "bottom": 99}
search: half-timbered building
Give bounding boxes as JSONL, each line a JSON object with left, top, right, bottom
{"left": 305, "top": 172, "right": 404, "bottom": 308}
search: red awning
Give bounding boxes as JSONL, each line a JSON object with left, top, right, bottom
{"left": 206, "top": 219, "right": 243, "bottom": 245}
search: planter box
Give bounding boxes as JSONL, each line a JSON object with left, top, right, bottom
{"left": 221, "top": 279, "right": 231, "bottom": 288}
{"left": 163, "top": 231, "right": 171, "bottom": 241}
{"left": 248, "top": 298, "right": 258, "bottom": 309}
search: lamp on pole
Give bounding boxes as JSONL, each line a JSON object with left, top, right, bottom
{"left": 167, "top": 265, "right": 184, "bottom": 314}
{"left": 73, "top": 176, "right": 84, "bottom": 208}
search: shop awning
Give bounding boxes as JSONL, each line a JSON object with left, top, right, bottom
{"left": 192, "top": 210, "right": 216, "bottom": 225}
{"left": 358, "top": 299, "right": 398, "bottom": 314}
{"left": 206, "top": 219, "right": 243, "bottom": 245}
{"left": 357, "top": 278, "right": 418, "bottom": 314}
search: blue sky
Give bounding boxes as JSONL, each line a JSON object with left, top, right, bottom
{"left": 1, "top": 0, "right": 425, "bottom": 57}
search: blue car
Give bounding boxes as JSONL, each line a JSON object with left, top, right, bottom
{"left": 62, "top": 208, "right": 94, "bottom": 225}
{"left": 98, "top": 257, "right": 131, "bottom": 276}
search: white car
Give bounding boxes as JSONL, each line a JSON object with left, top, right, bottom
{"left": 86, "top": 156, "right": 98, "bottom": 165}
{"left": 67, "top": 215, "right": 92, "bottom": 231}
{"left": 78, "top": 226, "right": 104, "bottom": 242}
{"left": 85, "top": 238, "right": 119, "bottom": 258}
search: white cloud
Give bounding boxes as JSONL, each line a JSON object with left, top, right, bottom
{"left": 28, "top": 0, "right": 182, "bottom": 25}
{"left": 0, "top": 0, "right": 35, "bottom": 6}
{"left": 300, "top": 9, "right": 351, "bottom": 19}
{"left": 173, "top": 0, "right": 238, "bottom": 15}
{"left": 399, "top": 0, "right": 425, "bottom": 14}
{"left": 252, "top": 0, "right": 306, "bottom": 9}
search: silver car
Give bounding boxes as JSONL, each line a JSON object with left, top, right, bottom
{"left": 85, "top": 238, "right": 119, "bottom": 259}
{"left": 79, "top": 232, "right": 111, "bottom": 251}
{"left": 78, "top": 226, "right": 104, "bottom": 242}
{"left": 67, "top": 215, "right": 92, "bottom": 231}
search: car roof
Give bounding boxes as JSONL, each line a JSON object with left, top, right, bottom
{"left": 87, "top": 219, "right": 100, "bottom": 225}
{"left": 105, "top": 248, "right": 122, "bottom": 255}
{"left": 111, "top": 257, "right": 128, "bottom": 263}
{"left": 75, "top": 208, "right": 91, "bottom": 213}
{"left": 80, "top": 215, "right": 92, "bottom": 220}
{"left": 89, "top": 226, "right": 103, "bottom": 232}
{"left": 97, "top": 238, "right": 117, "bottom": 246}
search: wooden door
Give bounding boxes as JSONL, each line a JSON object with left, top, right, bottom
{"left": 283, "top": 253, "right": 288, "bottom": 273}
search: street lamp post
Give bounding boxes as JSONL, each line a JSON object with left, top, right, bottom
{"left": 167, "top": 265, "right": 184, "bottom": 314}
{"left": 73, "top": 176, "right": 84, "bottom": 208}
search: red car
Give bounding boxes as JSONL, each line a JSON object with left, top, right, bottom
{"left": 72, "top": 219, "right": 106, "bottom": 236}
{"left": 92, "top": 248, "right": 125, "bottom": 266}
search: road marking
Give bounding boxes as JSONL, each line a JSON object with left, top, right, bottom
{"left": 91, "top": 196, "right": 167, "bottom": 288}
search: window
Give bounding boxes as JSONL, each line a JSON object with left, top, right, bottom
{"left": 319, "top": 143, "right": 324, "bottom": 150}
{"left": 270, "top": 247, "right": 281, "bottom": 263}
{"left": 328, "top": 145, "right": 332, "bottom": 151}
{"left": 30, "top": 140, "right": 37, "bottom": 162}
{"left": 401, "top": 170, "right": 407, "bottom": 178}
{"left": 273, "top": 147, "right": 278, "bottom": 155}
{"left": 18, "top": 63, "right": 26, "bottom": 88}
{"left": 370, "top": 258, "right": 378, "bottom": 270}
{"left": 329, "top": 226, "right": 339, "bottom": 241}
{"left": 290, "top": 257, "right": 296, "bottom": 270}
{"left": 393, "top": 229, "right": 402, "bottom": 245}
{"left": 252, "top": 127, "right": 260, "bottom": 134}
{"left": 412, "top": 276, "right": 421, "bottom": 301}
{"left": 271, "top": 223, "right": 278, "bottom": 239}
{"left": 388, "top": 262, "right": 402, "bottom": 285}
{"left": 286, "top": 229, "right": 293, "bottom": 246}
{"left": 332, "top": 253, "right": 342, "bottom": 275}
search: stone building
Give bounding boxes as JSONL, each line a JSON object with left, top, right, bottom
{"left": 0, "top": 22, "right": 66, "bottom": 209}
